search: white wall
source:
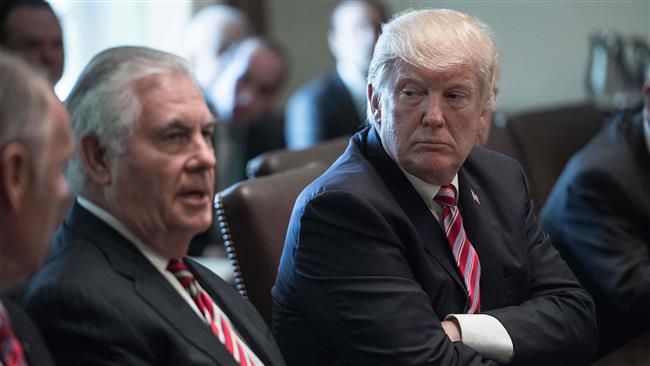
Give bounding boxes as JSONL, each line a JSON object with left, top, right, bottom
{"left": 269, "top": 1, "right": 649, "bottom": 114}
{"left": 50, "top": 1, "right": 192, "bottom": 100}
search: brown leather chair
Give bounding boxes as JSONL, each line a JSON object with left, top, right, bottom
{"left": 246, "top": 136, "right": 349, "bottom": 178}
{"left": 505, "top": 103, "right": 607, "bottom": 212}
{"left": 215, "top": 162, "right": 328, "bottom": 324}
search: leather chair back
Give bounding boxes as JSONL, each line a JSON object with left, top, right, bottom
{"left": 246, "top": 136, "right": 348, "bottom": 178}
{"left": 505, "top": 103, "right": 607, "bottom": 211}
{"left": 215, "top": 163, "right": 328, "bottom": 324}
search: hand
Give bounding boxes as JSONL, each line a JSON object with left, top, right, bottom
{"left": 441, "top": 319, "right": 462, "bottom": 342}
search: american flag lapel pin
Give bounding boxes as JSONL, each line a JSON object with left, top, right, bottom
{"left": 471, "top": 189, "right": 480, "bottom": 205}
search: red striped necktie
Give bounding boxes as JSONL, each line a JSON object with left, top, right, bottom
{"left": 167, "top": 259, "right": 263, "bottom": 366}
{"left": 0, "top": 302, "right": 27, "bottom": 366}
{"left": 434, "top": 185, "right": 482, "bottom": 314}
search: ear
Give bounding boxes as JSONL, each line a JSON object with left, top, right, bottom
{"left": 0, "top": 143, "right": 34, "bottom": 210}
{"left": 79, "top": 134, "right": 111, "bottom": 186}
{"left": 368, "top": 83, "right": 381, "bottom": 126}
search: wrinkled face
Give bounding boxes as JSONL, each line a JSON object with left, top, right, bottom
{"left": 20, "top": 91, "right": 73, "bottom": 273}
{"left": 108, "top": 72, "right": 215, "bottom": 258}
{"left": 330, "top": 1, "right": 382, "bottom": 74}
{"left": 4, "top": 7, "right": 64, "bottom": 84}
{"left": 372, "top": 63, "right": 488, "bottom": 185}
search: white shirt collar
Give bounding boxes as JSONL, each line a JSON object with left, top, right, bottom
{"left": 76, "top": 196, "right": 171, "bottom": 272}
{"left": 402, "top": 170, "right": 460, "bottom": 210}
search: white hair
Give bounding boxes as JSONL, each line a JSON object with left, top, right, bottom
{"left": 367, "top": 8, "right": 499, "bottom": 124}
{"left": 0, "top": 49, "right": 52, "bottom": 174}
{"left": 65, "top": 46, "right": 199, "bottom": 196}
{"left": 184, "top": 5, "right": 251, "bottom": 72}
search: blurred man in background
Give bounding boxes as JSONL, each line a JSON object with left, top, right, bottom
{"left": 0, "top": 0, "right": 64, "bottom": 85}
{"left": 541, "top": 75, "right": 650, "bottom": 359}
{"left": 0, "top": 50, "right": 72, "bottom": 366}
{"left": 284, "top": 0, "right": 387, "bottom": 149}
{"left": 184, "top": 4, "right": 252, "bottom": 107}
{"left": 210, "top": 37, "right": 287, "bottom": 189}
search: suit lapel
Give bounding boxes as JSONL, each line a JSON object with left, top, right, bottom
{"left": 361, "top": 128, "right": 465, "bottom": 292}
{"left": 67, "top": 203, "right": 236, "bottom": 365}
{"left": 457, "top": 166, "right": 503, "bottom": 310}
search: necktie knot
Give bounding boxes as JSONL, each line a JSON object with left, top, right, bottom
{"left": 167, "top": 259, "right": 199, "bottom": 297}
{"left": 434, "top": 184, "right": 457, "bottom": 207}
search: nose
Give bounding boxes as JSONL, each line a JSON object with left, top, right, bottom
{"left": 237, "top": 85, "right": 256, "bottom": 108}
{"left": 422, "top": 93, "right": 444, "bottom": 127}
{"left": 187, "top": 133, "right": 216, "bottom": 172}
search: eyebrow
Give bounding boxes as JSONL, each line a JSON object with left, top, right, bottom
{"left": 158, "top": 119, "right": 216, "bottom": 130}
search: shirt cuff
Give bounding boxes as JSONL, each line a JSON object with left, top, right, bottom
{"left": 446, "top": 313, "right": 514, "bottom": 364}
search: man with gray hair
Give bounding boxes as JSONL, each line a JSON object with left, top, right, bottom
{"left": 273, "top": 9, "right": 597, "bottom": 365}
{"left": 0, "top": 49, "right": 70, "bottom": 366}
{"left": 24, "top": 46, "right": 285, "bottom": 365}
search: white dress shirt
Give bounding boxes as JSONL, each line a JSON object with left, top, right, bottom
{"left": 76, "top": 196, "right": 206, "bottom": 322}
{"left": 402, "top": 171, "right": 514, "bottom": 364}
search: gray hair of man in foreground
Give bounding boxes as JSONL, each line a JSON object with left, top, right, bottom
{"left": 64, "top": 46, "right": 202, "bottom": 196}
{"left": 0, "top": 48, "right": 52, "bottom": 175}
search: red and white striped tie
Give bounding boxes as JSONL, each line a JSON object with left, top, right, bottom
{"left": 167, "top": 259, "right": 263, "bottom": 366}
{"left": 434, "top": 185, "right": 481, "bottom": 314}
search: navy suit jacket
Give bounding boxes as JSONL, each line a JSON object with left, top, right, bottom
{"left": 24, "top": 203, "right": 286, "bottom": 366}
{"left": 541, "top": 111, "right": 650, "bottom": 358}
{"left": 284, "top": 70, "right": 362, "bottom": 149}
{"left": 273, "top": 127, "right": 598, "bottom": 365}
{"left": 2, "top": 296, "right": 55, "bottom": 366}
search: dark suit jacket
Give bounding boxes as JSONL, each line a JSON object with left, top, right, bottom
{"left": 541, "top": 111, "right": 650, "bottom": 358}
{"left": 272, "top": 127, "right": 598, "bottom": 366}
{"left": 284, "top": 70, "right": 362, "bottom": 149}
{"left": 2, "top": 296, "right": 55, "bottom": 366}
{"left": 24, "top": 202, "right": 286, "bottom": 366}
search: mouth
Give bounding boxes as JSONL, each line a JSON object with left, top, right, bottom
{"left": 413, "top": 140, "right": 451, "bottom": 150}
{"left": 177, "top": 188, "right": 212, "bottom": 205}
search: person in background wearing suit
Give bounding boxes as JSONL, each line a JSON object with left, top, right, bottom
{"left": 24, "top": 46, "right": 286, "bottom": 366}
{"left": 0, "top": 0, "right": 64, "bottom": 86}
{"left": 273, "top": 9, "right": 598, "bottom": 366}
{"left": 541, "top": 77, "right": 650, "bottom": 359}
{"left": 0, "top": 50, "right": 72, "bottom": 366}
{"left": 210, "top": 37, "right": 287, "bottom": 189}
{"left": 284, "top": 0, "right": 387, "bottom": 150}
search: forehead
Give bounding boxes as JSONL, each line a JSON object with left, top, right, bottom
{"left": 394, "top": 62, "right": 479, "bottom": 88}
{"left": 333, "top": 2, "right": 381, "bottom": 28}
{"left": 133, "top": 71, "right": 210, "bottom": 127}
{"left": 6, "top": 7, "right": 61, "bottom": 39}
{"left": 245, "top": 46, "right": 284, "bottom": 86}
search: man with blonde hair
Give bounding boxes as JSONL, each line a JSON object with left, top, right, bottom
{"left": 273, "top": 9, "right": 597, "bottom": 365}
